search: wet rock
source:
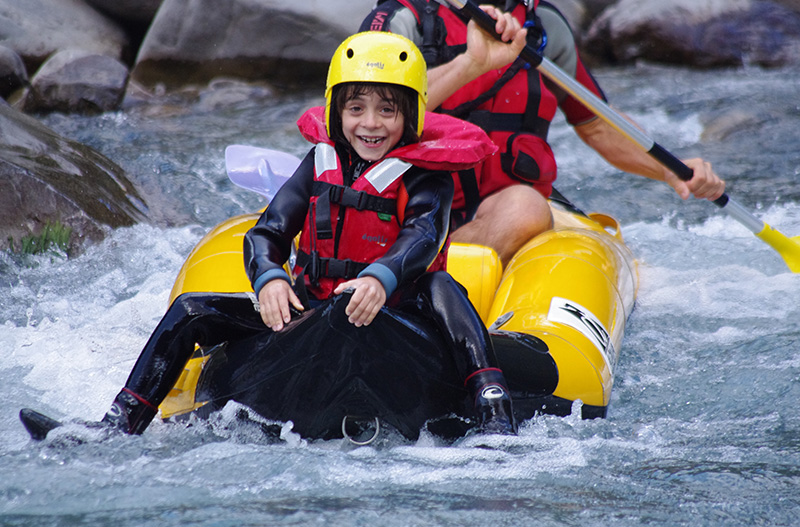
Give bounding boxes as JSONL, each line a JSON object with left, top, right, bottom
{"left": 773, "top": 0, "right": 800, "bottom": 11}
{"left": 584, "top": 0, "right": 800, "bottom": 67}
{"left": 722, "top": 2, "right": 800, "bottom": 67}
{"left": 700, "top": 109, "right": 769, "bottom": 142}
{"left": 22, "top": 50, "right": 129, "bottom": 114}
{"left": 0, "top": 45, "right": 27, "bottom": 99}
{"left": 193, "top": 78, "right": 276, "bottom": 112}
{"left": 0, "top": 0, "right": 130, "bottom": 73}
{"left": 131, "top": 0, "right": 375, "bottom": 88}
{"left": 0, "top": 104, "right": 148, "bottom": 254}
{"left": 581, "top": 0, "right": 619, "bottom": 20}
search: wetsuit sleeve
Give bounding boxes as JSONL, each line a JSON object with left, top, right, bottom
{"left": 538, "top": 2, "right": 607, "bottom": 126}
{"left": 243, "top": 149, "right": 315, "bottom": 294}
{"left": 359, "top": 167, "right": 453, "bottom": 295}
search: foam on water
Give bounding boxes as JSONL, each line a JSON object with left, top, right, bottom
{"left": 1, "top": 225, "right": 202, "bottom": 445}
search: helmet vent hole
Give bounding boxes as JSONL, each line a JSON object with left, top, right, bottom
{"left": 346, "top": 48, "right": 354, "bottom": 59}
{"left": 399, "top": 51, "right": 407, "bottom": 62}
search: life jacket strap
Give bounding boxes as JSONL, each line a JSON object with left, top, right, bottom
{"left": 297, "top": 250, "right": 369, "bottom": 284}
{"left": 465, "top": 111, "right": 550, "bottom": 138}
{"left": 313, "top": 181, "right": 397, "bottom": 214}
{"left": 454, "top": 168, "right": 481, "bottom": 225}
{"left": 312, "top": 181, "right": 398, "bottom": 240}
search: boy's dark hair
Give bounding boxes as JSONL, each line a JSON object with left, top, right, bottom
{"left": 329, "top": 82, "right": 420, "bottom": 151}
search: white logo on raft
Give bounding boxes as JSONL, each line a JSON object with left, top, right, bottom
{"left": 547, "top": 297, "right": 616, "bottom": 376}
{"left": 481, "top": 385, "right": 506, "bottom": 400}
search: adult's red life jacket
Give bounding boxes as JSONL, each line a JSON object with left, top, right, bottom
{"left": 437, "top": 3, "right": 558, "bottom": 210}
{"left": 293, "top": 106, "right": 497, "bottom": 299}
{"left": 361, "top": 0, "right": 586, "bottom": 221}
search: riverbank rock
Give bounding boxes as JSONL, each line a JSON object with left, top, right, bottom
{"left": 0, "top": 0, "right": 130, "bottom": 74}
{"left": 131, "top": 0, "right": 375, "bottom": 88}
{"left": 21, "top": 49, "right": 129, "bottom": 114}
{"left": 584, "top": 0, "right": 800, "bottom": 67}
{"left": 0, "top": 104, "right": 148, "bottom": 254}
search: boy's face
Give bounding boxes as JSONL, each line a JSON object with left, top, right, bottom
{"left": 340, "top": 90, "right": 405, "bottom": 162}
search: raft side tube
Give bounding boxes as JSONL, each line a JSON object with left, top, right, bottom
{"left": 487, "top": 203, "right": 637, "bottom": 409}
{"left": 168, "top": 213, "right": 260, "bottom": 303}
{"left": 489, "top": 246, "right": 624, "bottom": 407}
{"left": 446, "top": 243, "right": 503, "bottom": 323}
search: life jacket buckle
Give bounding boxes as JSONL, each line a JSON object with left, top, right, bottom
{"left": 328, "top": 185, "right": 344, "bottom": 204}
{"left": 308, "top": 252, "right": 321, "bottom": 283}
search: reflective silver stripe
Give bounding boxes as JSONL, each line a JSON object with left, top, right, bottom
{"left": 365, "top": 158, "right": 412, "bottom": 193}
{"left": 245, "top": 292, "right": 259, "bottom": 312}
{"left": 314, "top": 143, "right": 338, "bottom": 175}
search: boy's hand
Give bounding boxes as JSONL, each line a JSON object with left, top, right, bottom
{"left": 333, "top": 276, "right": 386, "bottom": 327}
{"left": 258, "top": 279, "right": 304, "bottom": 331}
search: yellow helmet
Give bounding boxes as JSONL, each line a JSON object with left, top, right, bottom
{"left": 325, "top": 31, "right": 428, "bottom": 137}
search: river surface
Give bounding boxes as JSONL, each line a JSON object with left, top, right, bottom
{"left": 2, "top": 64, "right": 800, "bottom": 526}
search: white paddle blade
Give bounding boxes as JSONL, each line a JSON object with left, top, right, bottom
{"left": 225, "top": 145, "right": 301, "bottom": 201}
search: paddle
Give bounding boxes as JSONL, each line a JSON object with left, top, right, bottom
{"left": 443, "top": 0, "right": 800, "bottom": 272}
{"left": 225, "top": 145, "right": 301, "bottom": 202}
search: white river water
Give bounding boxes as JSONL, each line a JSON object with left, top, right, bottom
{"left": 1, "top": 64, "right": 799, "bottom": 526}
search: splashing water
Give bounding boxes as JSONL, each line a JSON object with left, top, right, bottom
{"left": 2, "top": 65, "right": 799, "bottom": 526}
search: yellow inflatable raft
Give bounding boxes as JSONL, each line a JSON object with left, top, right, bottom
{"left": 160, "top": 194, "right": 637, "bottom": 425}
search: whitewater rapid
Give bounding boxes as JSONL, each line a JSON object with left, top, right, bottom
{"left": 2, "top": 64, "right": 799, "bottom": 526}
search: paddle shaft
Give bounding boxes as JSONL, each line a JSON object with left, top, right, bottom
{"left": 443, "top": 0, "right": 778, "bottom": 235}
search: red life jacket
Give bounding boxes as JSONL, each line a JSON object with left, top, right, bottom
{"left": 361, "top": 0, "right": 557, "bottom": 218}
{"left": 294, "top": 106, "right": 497, "bottom": 299}
{"left": 437, "top": 3, "right": 558, "bottom": 214}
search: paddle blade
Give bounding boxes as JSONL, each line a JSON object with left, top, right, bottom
{"left": 756, "top": 224, "right": 800, "bottom": 273}
{"left": 225, "top": 145, "right": 301, "bottom": 202}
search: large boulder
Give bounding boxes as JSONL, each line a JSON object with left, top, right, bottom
{"left": 581, "top": 0, "right": 619, "bottom": 20}
{"left": 584, "top": 0, "right": 800, "bottom": 67}
{"left": 22, "top": 49, "right": 129, "bottom": 113}
{"left": 0, "top": 104, "right": 148, "bottom": 254}
{"left": 0, "top": 0, "right": 130, "bottom": 73}
{"left": 773, "top": 0, "right": 800, "bottom": 11}
{"left": 131, "top": 0, "right": 375, "bottom": 87}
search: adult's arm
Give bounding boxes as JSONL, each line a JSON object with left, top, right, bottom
{"left": 574, "top": 118, "right": 725, "bottom": 200}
